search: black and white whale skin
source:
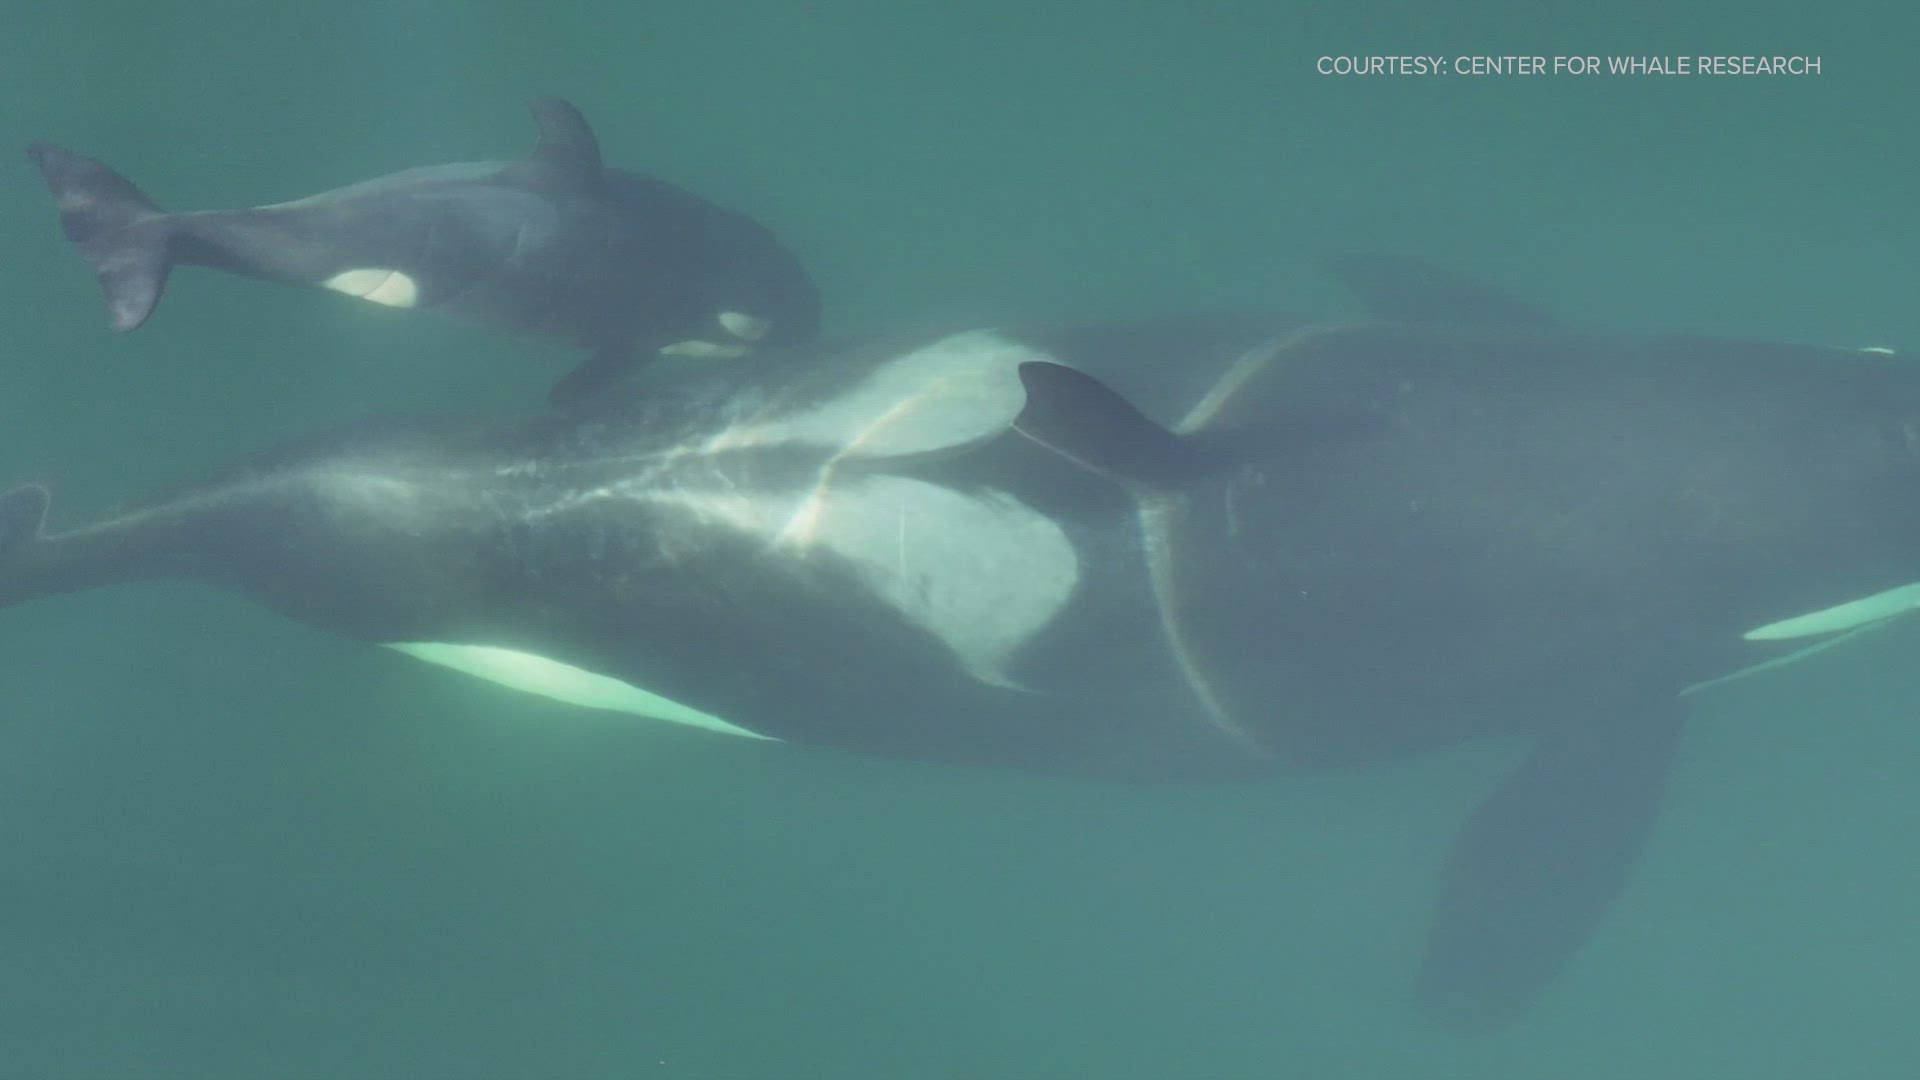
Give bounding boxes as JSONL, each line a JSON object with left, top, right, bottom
{"left": 27, "top": 98, "right": 820, "bottom": 399}
{"left": 5, "top": 297, "right": 1917, "bottom": 1027}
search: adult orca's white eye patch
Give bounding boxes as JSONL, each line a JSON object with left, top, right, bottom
{"left": 323, "top": 267, "right": 420, "bottom": 308}
{"left": 718, "top": 310, "right": 770, "bottom": 341}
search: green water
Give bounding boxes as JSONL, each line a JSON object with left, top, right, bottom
{"left": 2, "top": 2, "right": 1915, "bottom": 1076}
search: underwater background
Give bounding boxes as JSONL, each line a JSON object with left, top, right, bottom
{"left": 1, "top": 1, "right": 1915, "bottom": 1076}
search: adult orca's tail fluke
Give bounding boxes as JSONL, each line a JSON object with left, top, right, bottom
{"left": 0, "top": 483, "right": 192, "bottom": 609}
{"left": 26, "top": 142, "right": 175, "bottom": 332}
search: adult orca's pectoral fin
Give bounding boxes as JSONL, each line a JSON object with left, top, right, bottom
{"left": 548, "top": 342, "right": 636, "bottom": 404}
{"left": 1322, "top": 252, "right": 1556, "bottom": 327}
{"left": 1417, "top": 696, "right": 1687, "bottom": 1029}
{"left": 511, "top": 97, "right": 604, "bottom": 191}
{"left": 1012, "top": 361, "right": 1219, "bottom": 486}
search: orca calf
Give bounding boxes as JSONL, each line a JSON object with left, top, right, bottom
{"left": 27, "top": 98, "right": 821, "bottom": 399}
{"left": 4, "top": 286, "right": 1914, "bottom": 1026}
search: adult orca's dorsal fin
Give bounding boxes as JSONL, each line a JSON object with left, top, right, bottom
{"left": 1012, "top": 362, "right": 1215, "bottom": 486}
{"left": 518, "top": 97, "right": 604, "bottom": 189}
{"left": 1323, "top": 252, "right": 1556, "bottom": 326}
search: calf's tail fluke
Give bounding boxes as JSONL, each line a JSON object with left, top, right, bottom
{"left": 26, "top": 142, "right": 174, "bottom": 332}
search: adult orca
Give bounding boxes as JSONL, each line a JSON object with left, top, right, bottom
{"left": 4, "top": 290, "right": 1915, "bottom": 1027}
{"left": 26, "top": 98, "right": 821, "bottom": 399}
